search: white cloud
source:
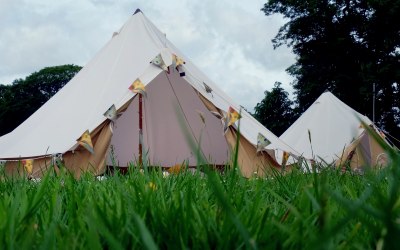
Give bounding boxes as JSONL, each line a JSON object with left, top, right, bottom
{"left": 0, "top": 0, "right": 295, "bottom": 111}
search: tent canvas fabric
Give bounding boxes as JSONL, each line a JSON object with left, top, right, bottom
{"left": 0, "top": 10, "right": 298, "bottom": 178}
{"left": 335, "top": 129, "right": 389, "bottom": 171}
{"left": 276, "top": 91, "right": 389, "bottom": 168}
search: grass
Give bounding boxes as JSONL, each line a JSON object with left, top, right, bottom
{"left": 0, "top": 155, "right": 399, "bottom": 249}
{"left": 0, "top": 124, "right": 399, "bottom": 249}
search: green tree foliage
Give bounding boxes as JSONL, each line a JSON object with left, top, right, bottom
{"left": 254, "top": 82, "right": 296, "bottom": 135}
{"left": 0, "top": 65, "right": 82, "bottom": 136}
{"left": 262, "top": 0, "right": 400, "bottom": 141}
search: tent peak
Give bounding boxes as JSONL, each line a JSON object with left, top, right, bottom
{"left": 133, "top": 9, "right": 142, "bottom": 15}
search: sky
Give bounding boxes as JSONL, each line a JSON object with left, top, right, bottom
{"left": 0, "top": 0, "right": 295, "bottom": 111}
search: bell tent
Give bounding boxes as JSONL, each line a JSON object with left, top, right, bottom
{"left": 276, "top": 91, "right": 389, "bottom": 169}
{"left": 0, "top": 9, "right": 298, "bottom": 178}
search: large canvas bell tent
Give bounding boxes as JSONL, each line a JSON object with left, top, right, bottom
{"left": 277, "top": 91, "right": 389, "bottom": 169}
{"left": 0, "top": 10, "right": 298, "bottom": 178}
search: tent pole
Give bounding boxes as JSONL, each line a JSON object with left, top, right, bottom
{"left": 372, "top": 83, "right": 376, "bottom": 123}
{"left": 138, "top": 93, "right": 143, "bottom": 167}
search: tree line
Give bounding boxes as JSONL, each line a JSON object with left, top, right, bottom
{"left": 0, "top": 65, "right": 82, "bottom": 136}
{"left": 254, "top": 0, "right": 400, "bottom": 143}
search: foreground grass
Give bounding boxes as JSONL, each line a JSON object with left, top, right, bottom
{"left": 0, "top": 157, "right": 399, "bottom": 249}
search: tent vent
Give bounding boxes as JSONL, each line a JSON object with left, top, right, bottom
{"left": 133, "top": 9, "right": 142, "bottom": 15}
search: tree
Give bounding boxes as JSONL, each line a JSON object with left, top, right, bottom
{"left": 262, "top": 0, "right": 400, "bottom": 142}
{"left": 253, "top": 82, "right": 296, "bottom": 135}
{"left": 0, "top": 65, "right": 82, "bottom": 136}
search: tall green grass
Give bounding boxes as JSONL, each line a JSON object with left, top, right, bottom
{"left": 0, "top": 152, "right": 399, "bottom": 249}
{"left": 0, "top": 121, "right": 398, "bottom": 249}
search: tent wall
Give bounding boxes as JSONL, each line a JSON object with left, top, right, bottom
{"left": 335, "top": 131, "right": 388, "bottom": 170}
{"left": 108, "top": 71, "right": 230, "bottom": 167}
{"left": 4, "top": 157, "right": 53, "bottom": 179}
{"left": 197, "top": 92, "right": 281, "bottom": 177}
{"left": 5, "top": 121, "right": 113, "bottom": 178}
{"left": 63, "top": 121, "right": 113, "bottom": 178}
{"left": 225, "top": 127, "right": 281, "bottom": 177}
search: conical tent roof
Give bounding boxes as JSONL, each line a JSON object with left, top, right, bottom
{"left": 278, "top": 91, "right": 373, "bottom": 163}
{"left": 0, "top": 10, "right": 298, "bottom": 177}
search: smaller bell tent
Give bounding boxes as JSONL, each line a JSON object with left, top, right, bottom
{"left": 276, "top": 91, "right": 390, "bottom": 169}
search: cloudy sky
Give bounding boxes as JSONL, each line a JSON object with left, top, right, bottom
{"left": 0, "top": 0, "right": 295, "bottom": 111}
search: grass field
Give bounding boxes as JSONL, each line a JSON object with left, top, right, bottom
{"left": 0, "top": 129, "right": 399, "bottom": 250}
{"left": 0, "top": 156, "right": 399, "bottom": 249}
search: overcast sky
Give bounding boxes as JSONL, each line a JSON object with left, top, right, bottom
{"left": 0, "top": 0, "right": 295, "bottom": 111}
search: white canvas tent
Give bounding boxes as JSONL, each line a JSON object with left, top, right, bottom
{"left": 276, "top": 91, "right": 389, "bottom": 168}
{"left": 0, "top": 10, "right": 298, "bottom": 178}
